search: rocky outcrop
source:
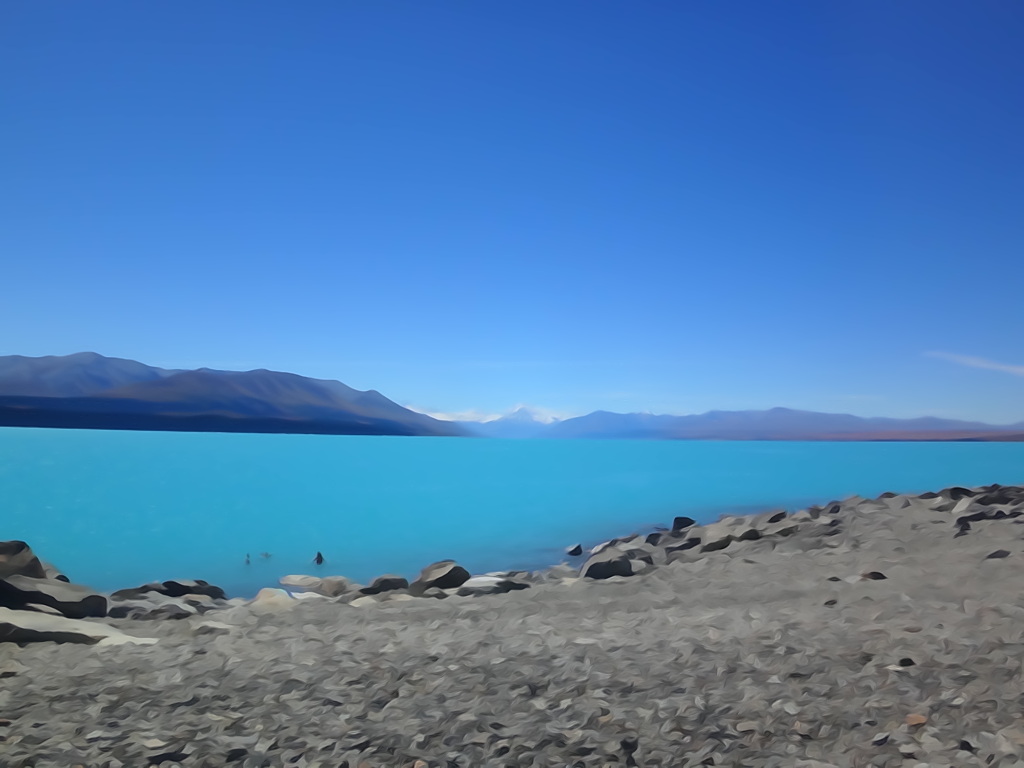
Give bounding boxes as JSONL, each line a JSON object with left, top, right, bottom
{"left": 360, "top": 575, "right": 410, "bottom": 595}
{"left": 409, "top": 560, "right": 470, "bottom": 594}
{"left": 0, "top": 606, "right": 156, "bottom": 646}
{"left": 0, "top": 540, "right": 47, "bottom": 579}
{"left": 279, "top": 574, "right": 355, "bottom": 597}
{"left": 0, "top": 574, "right": 107, "bottom": 619}
{"left": 111, "top": 579, "right": 225, "bottom": 602}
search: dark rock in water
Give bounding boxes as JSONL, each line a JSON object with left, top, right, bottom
{"left": 986, "top": 549, "right": 1011, "bottom": 559}
{"left": 672, "top": 516, "right": 696, "bottom": 532}
{"left": 360, "top": 575, "right": 410, "bottom": 595}
{"left": 0, "top": 574, "right": 107, "bottom": 619}
{"left": 0, "top": 541, "right": 46, "bottom": 580}
{"left": 861, "top": 571, "right": 887, "bottom": 581}
{"left": 566, "top": 543, "right": 584, "bottom": 557}
{"left": 410, "top": 561, "right": 470, "bottom": 594}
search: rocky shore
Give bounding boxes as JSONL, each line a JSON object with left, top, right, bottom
{"left": 3, "top": 484, "right": 1024, "bottom": 766}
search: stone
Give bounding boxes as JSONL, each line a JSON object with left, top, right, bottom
{"left": 987, "top": 549, "right": 1011, "bottom": 559}
{"left": 861, "top": 571, "right": 887, "bottom": 581}
{"left": 279, "top": 574, "right": 323, "bottom": 590}
{"left": 581, "top": 550, "right": 635, "bottom": 579}
{"left": 249, "top": 588, "right": 296, "bottom": 609}
{"left": 360, "top": 575, "right": 409, "bottom": 595}
{"left": 0, "top": 540, "right": 46, "bottom": 579}
{"left": 0, "top": 606, "right": 157, "bottom": 646}
{"left": 0, "top": 574, "right": 107, "bottom": 619}
{"left": 349, "top": 596, "right": 378, "bottom": 608}
{"left": 112, "top": 579, "right": 226, "bottom": 601}
{"left": 672, "top": 516, "right": 696, "bottom": 532}
{"left": 905, "top": 714, "right": 928, "bottom": 727}
{"left": 410, "top": 560, "right": 470, "bottom": 593}
{"left": 456, "top": 577, "right": 530, "bottom": 597}
{"left": 566, "top": 543, "right": 584, "bottom": 557}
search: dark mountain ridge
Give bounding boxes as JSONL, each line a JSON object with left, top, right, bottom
{"left": 0, "top": 353, "right": 464, "bottom": 437}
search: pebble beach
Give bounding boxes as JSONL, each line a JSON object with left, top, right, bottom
{"left": 4, "top": 484, "right": 1024, "bottom": 767}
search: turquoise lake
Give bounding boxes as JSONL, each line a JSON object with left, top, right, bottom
{"left": 2, "top": 427, "right": 1023, "bottom": 597}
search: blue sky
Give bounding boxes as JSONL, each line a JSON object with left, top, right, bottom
{"left": 3, "top": 2, "right": 1023, "bottom": 423}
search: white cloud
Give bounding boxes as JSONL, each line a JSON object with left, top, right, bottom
{"left": 404, "top": 403, "right": 577, "bottom": 423}
{"left": 404, "top": 406, "right": 504, "bottom": 423}
{"left": 926, "top": 351, "right": 1024, "bottom": 377}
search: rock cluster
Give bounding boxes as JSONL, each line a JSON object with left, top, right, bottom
{"left": 3, "top": 484, "right": 1024, "bottom": 766}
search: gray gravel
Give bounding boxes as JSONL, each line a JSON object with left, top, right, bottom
{"left": 4, "top": 487, "right": 1024, "bottom": 767}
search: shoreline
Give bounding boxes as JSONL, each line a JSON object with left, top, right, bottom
{"left": 4, "top": 483, "right": 1024, "bottom": 766}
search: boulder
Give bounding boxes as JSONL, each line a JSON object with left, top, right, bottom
{"left": 111, "top": 579, "right": 226, "bottom": 601}
{"left": 565, "top": 543, "right": 584, "bottom": 557}
{"left": 0, "top": 606, "right": 157, "bottom": 646}
{"left": 410, "top": 560, "right": 470, "bottom": 594}
{"left": 0, "top": 574, "right": 107, "bottom": 619}
{"left": 581, "top": 551, "right": 635, "bottom": 579}
{"left": 360, "top": 575, "right": 410, "bottom": 595}
{"left": 249, "top": 588, "right": 297, "bottom": 610}
{"left": 107, "top": 594, "right": 197, "bottom": 620}
{"left": 672, "top": 516, "right": 696, "bottom": 532}
{"left": 455, "top": 576, "right": 531, "bottom": 597}
{"left": 581, "top": 548, "right": 653, "bottom": 580}
{"left": 0, "top": 541, "right": 46, "bottom": 579}
{"left": 279, "top": 574, "right": 322, "bottom": 590}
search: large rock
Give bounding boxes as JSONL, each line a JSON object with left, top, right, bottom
{"left": 454, "top": 575, "right": 531, "bottom": 597}
{"left": 0, "top": 574, "right": 107, "bottom": 619}
{"left": 0, "top": 541, "right": 46, "bottom": 579}
{"left": 581, "top": 548, "right": 653, "bottom": 579}
{"left": 0, "top": 606, "right": 157, "bottom": 646}
{"left": 410, "top": 560, "right": 470, "bottom": 594}
{"left": 279, "top": 574, "right": 355, "bottom": 597}
{"left": 111, "top": 579, "right": 226, "bottom": 602}
{"left": 360, "top": 575, "right": 409, "bottom": 595}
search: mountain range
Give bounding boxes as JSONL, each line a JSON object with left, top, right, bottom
{"left": 0, "top": 353, "right": 465, "bottom": 437}
{"left": 2, "top": 352, "right": 1023, "bottom": 440}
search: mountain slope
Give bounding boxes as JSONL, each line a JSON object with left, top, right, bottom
{"left": 0, "top": 354, "right": 464, "bottom": 437}
{"left": 0, "top": 352, "right": 178, "bottom": 397}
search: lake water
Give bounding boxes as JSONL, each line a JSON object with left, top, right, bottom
{"left": 2, "top": 427, "right": 1023, "bottom": 597}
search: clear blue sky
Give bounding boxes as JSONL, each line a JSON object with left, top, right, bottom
{"left": 3, "top": 2, "right": 1023, "bottom": 423}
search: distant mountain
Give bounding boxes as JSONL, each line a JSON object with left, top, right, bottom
{"left": 0, "top": 352, "right": 179, "bottom": 397}
{"left": 541, "top": 407, "right": 1024, "bottom": 441}
{"left": 458, "top": 407, "right": 560, "bottom": 439}
{"left": 0, "top": 353, "right": 465, "bottom": 437}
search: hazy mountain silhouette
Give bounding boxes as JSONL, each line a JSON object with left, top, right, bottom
{"left": 539, "top": 407, "right": 1024, "bottom": 441}
{"left": 0, "top": 353, "right": 465, "bottom": 437}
